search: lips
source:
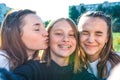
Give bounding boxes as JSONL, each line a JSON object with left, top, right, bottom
{"left": 45, "top": 38, "right": 49, "bottom": 43}
{"left": 84, "top": 44, "right": 98, "bottom": 49}
{"left": 86, "top": 45, "right": 97, "bottom": 47}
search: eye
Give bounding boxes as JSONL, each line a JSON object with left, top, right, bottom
{"left": 34, "top": 23, "right": 40, "bottom": 31}
{"left": 81, "top": 31, "right": 89, "bottom": 35}
{"left": 35, "top": 28, "right": 39, "bottom": 31}
{"left": 55, "top": 32, "right": 62, "bottom": 35}
{"left": 34, "top": 27, "right": 39, "bottom": 31}
{"left": 96, "top": 33, "right": 102, "bottom": 36}
{"left": 96, "top": 32, "right": 103, "bottom": 36}
{"left": 69, "top": 33, "right": 75, "bottom": 37}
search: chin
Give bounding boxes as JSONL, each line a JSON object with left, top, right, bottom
{"left": 41, "top": 46, "right": 48, "bottom": 50}
{"left": 85, "top": 51, "right": 96, "bottom": 56}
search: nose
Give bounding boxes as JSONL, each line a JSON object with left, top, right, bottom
{"left": 62, "top": 34, "right": 69, "bottom": 42}
{"left": 87, "top": 34, "right": 95, "bottom": 43}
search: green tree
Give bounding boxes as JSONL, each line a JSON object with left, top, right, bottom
{"left": 111, "top": 5, "right": 120, "bottom": 18}
{"left": 69, "top": 6, "right": 79, "bottom": 24}
{"left": 0, "top": 3, "right": 11, "bottom": 26}
{"left": 78, "top": 4, "right": 86, "bottom": 23}
{"left": 44, "top": 20, "right": 51, "bottom": 28}
{"left": 96, "top": 4, "right": 103, "bottom": 11}
{"left": 79, "top": 4, "right": 86, "bottom": 14}
{"left": 112, "top": 18, "right": 120, "bottom": 32}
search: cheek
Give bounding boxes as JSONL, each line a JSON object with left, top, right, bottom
{"left": 97, "top": 38, "right": 107, "bottom": 46}
{"left": 98, "top": 35, "right": 108, "bottom": 42}
{"left": 49, "top": 36, "right": 58, "bottom": 45}
{"left": 79, "top": 36, "right": 86, "bottom": 42}
{"left": 73, "top": 40, "right": 77, "bottom": 49}
{"left": 22, "top": 34, "right": 41, "bottom": 47}
{"left": 72, "top": 39, "right": 77, "bottom": 45}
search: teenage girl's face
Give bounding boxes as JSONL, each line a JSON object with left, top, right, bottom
{"left": 21, "top": 14, "right": 48, "bottom": 55}
{"left": 78, "top": 17, "right": 108, "bottom": 62}
{"left": 49, "top": 20, "right": 76, "bottom": 60}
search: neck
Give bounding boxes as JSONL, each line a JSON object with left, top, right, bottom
{"left": 88, "top": 55, "right": 99, "bottom": 62}
{"left": 52, "top": 57, "right": 69, "bottom": 66}
{"left": 26, "top": 49, "right": 36, "bottom": 60}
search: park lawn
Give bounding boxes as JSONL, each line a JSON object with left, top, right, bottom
{"left": 113, "top": 32, "right": 120, "bottom": 52}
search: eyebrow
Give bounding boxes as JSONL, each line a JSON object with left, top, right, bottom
{"left": 32, "top": 23, "right": 41, "bottom": 27}
{"left": 95, "top": 31, "right": 103, "bottom": 34}
{"left": 34, "top": 23, "right": 41, "bottom": 25}
{"left": 81, "top": 30, "right": 88, "bottom": 32}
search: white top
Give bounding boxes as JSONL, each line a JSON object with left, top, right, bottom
{"left": 87, "top": 59, "right": 111, "bottom": 77}
{"left": 0, "top": 50, "right": 10, "bottom": 71}
{"left": 87, "top": 52, "right": 120, "bottom": 78}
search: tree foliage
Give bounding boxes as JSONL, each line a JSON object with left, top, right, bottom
{"left": 112, "top": 18, "right": 120, "bottom": 32}
{"left": 79, "top": 4, "right": 86, "bottom": 14}
{"left": 0, "top": 3, "right": 11, "bottom": 26}
{"left": 69, "top": 2, "right": 120, "bottom": 32}
{"left": 69, "top": 6, "right": 79, "bottom": 24}
{"left": 44, "top": 20, "right": 51, "bottom": 28}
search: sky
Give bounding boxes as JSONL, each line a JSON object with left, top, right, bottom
{"left": 0, "top": 0, "right": 120, "bottom": 21}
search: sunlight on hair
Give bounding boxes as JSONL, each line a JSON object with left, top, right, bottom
{"left": 38, "top": 50, "right": 44, "bottom": 60}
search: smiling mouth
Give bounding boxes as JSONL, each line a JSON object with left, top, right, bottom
{"left": 85, "top": 44, "right": 97, "bottom": 47}
{"left": 58, "top": 45, "right": 72, "bottom": 49}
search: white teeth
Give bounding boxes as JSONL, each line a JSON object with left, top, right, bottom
{"left": 59, "top": 45, "right": 71, "bottom": 48}
{"left": 68, "top": 45, "right": 71, "bottom": 48}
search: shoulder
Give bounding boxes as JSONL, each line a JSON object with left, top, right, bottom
{"left": 14, "top": 60, "right": 39, "bottom": 71}
{"left": 13, "top": 60, "right": 38, "bottom": 79}
{"left": 0, "top": 50, "right": 9, "bottom": 63}
{"left": 14, "top": 60, "right": 47, "bottom": 73}
{"left": 0, "top": 50, "right": 8, "bottom": 56}
{"left": 107, "top": 63, "right": 120, "bottom": 80}
{"left": 115, "top": 52, "right": 120, "bottom": 56}
{"left": 14, "top": 60, "right": 47, "bottom": 80}
{"left": 73, "top": 68, "right": 98, "bottom": 80}
{"left": 0, "top": 50, "right": 10, "bottom": 71}
{"left": 0, "top": 50, "right": 8, "bottom": 59}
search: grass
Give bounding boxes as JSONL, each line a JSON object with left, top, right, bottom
{"left": 113, "top": 32, "right": 120, "bottom": 52}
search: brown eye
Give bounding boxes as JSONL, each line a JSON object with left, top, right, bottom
{"left": 34, "top": 26, "right": 39, "bottom": 31}
{"left": 96, "top": 32, "right": 103, "bottom": 36}
{"left": 34, "top": 24, "right": 40, "bottom": 31}
{"left": 82, "top": 32, "right": 89, "bottom": 35}
{"left": 96, "top": 33, "right": 102, "bottom": 36}
{"left": 55, "top": 32, "right": 62, "bottom": 35}
{"left": 35, "top": 29, "right": 39, "bottom": 31}
{"left": 69, "top": 34, "right": 75, "bottom": 37}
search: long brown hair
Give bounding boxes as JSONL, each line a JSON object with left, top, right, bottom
{"left": 78, "top": 11, "right": 120, "bottom": 78}
{"left": 0, "top": 9, "right": 39, "bottom": 70}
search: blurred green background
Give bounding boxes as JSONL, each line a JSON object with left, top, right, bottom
{"left": 113, "top": 33, "right": 120, "bottom": 52}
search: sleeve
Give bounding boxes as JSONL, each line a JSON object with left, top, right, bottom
{"left": 13, "top": 60, "right": 36, "bottom": 80}
{"left": 0, "top": 60, "right": 37, "bottom": 80}
{"left": 0, "top": 68, "right": 22, "bottom": 80}
{"left": 0, "top": 53, "right": 10, "bottom": 71}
